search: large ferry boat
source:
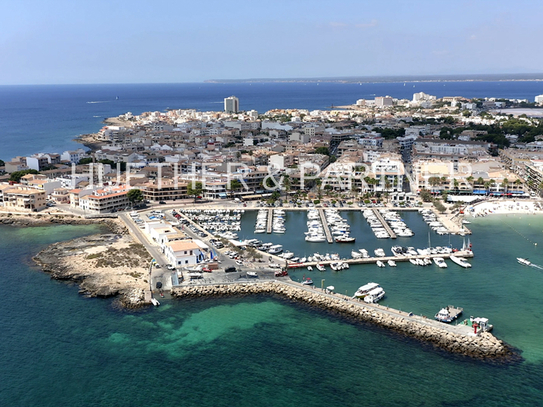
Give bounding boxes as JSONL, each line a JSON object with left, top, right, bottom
{"left": 353, "top": 282, "right": 385, "bottom": 303}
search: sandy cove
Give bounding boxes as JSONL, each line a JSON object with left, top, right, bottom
{"left": 468, "top": 200, "right": 543, "bottom": 216}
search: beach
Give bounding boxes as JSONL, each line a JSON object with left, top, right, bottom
{"left": 467, "top": 199, "right": 543, "bottom": 216}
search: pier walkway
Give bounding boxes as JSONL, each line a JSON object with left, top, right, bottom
{"left": 372, "top": 209, "right": 397, "bottom": 239}
{"left": 318, "top": 208, "right": 334, "bottom": 243}
{"left": 286, "top": 250, "right": 474, "bottom": 269}
{"left": 266, "top": 208, "right": 273, "bottom": 233}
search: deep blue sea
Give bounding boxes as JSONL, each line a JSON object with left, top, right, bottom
{"left": 3, "top": 214, "right": 543, "bottom": 406}
{"left": 1, "top": 81, "right": 543, "bottom": 160}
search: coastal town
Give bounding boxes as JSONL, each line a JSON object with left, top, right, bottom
{"left": 2, "top": 91, "right": 543, "bottom": 359}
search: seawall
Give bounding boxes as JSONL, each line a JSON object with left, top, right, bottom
{"left": 172, "top": 281, "right": 515, "bottom": 360}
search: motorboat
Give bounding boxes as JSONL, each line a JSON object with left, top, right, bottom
{"left": 374, "top": 248, "right": 386, "bottom": 257}
{"left": 306, "top": 234, "right": 326, "bottom": 242}
{"left": 376, "top": 260, "right": 385, "bottom": 268}
{"left": 351, "top": 250, "right": 362, "bottom": 259}
{"left": 359, "top": 249, "right": 370, "bottom": 258}
{"left": 335, "top": 236, "right": 356, "bottom": 243}
{"left": 353, "top": 282, "right": 381, "bottom": 299}
{"left": 387, "top": 260, "right": 397, "bottom": 267}
{"left": 316, "top": 264, "right": 326, "bottom": 271}
{"left": 517, "top": 258, "right": 531, "bottom": 266}
{"left": 435, "top": 306, "right": 463, "bottom": 323}
{"left": 302, "top": 278, "right": 314, "bottom": 285}
{"left": 433, "top": 257, "right": 447, "bottom": 268}
{"left": 450, "top": 255, "right": 472, "bottom": 268}
{"left": 268, "top": 245, "right": 283, "bottom": 254}
{"left": 307, "top": 265, "right": 313, "bottom": 271}
{"left": 363, "top": 286, "right": 386, "bottom": 303}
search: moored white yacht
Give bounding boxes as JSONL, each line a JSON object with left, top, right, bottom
{"left": 449, "top": 255, "right": 472, "bottom": 268}
{"left": 433, "top": 257, "right": 447, "bottom": 268}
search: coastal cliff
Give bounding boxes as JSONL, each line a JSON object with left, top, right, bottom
{"left": 172, "top": 282, "right": 517, "bottom": 361}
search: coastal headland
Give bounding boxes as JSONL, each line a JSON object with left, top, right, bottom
{"left": 172, "top": 281, "right": 517, "bottom": 361}
{"left": 1, "top": 212, "right": 151, "bottom": 308}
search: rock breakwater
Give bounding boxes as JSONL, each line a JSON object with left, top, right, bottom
{"left": 172, "top": 281, "right": 516, "bottom": 360}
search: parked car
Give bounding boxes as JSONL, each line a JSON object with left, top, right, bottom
{"left": 166, "top": 264, "right": 175, "bottom": 270}
{"left": 224, "top": 266, "right": 237, "bottom": 273}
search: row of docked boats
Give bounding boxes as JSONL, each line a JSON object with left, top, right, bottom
{"left": 180, "top": 208, "right": 243, "bottom": 234}
{"left": 254, "top": 209, "right": 268, "bottom": 234}
{"left": 376, "top": 260, "right": 396, "bottom": 267}
{"left": 419, "top": 208, "right": 451, "bottom": 235}
{"left": 362, "top": 209, "right": 390, "bottom": 238}
{"left": 305, "top": 209, "right": 327, "bottom": 242}
{"left": 325, "top": 209, "right": 356, "bottom": 243}
{"left": 378, "top": 209, "right": 414, "bottom": 237}
{"left": 272, "top": 208, "right": 286, "bottom": 234}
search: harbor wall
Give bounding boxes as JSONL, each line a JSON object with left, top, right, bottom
{"left": 172, "top": 281, "right": 514, "bottom": 360}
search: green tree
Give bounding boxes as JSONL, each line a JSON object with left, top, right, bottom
{"left": 428, "top": 176, "right": 441, "bottom": 187}
{"left": 127, "top": 188, "right": 144, "bottom": 205}
{"left": 9, "top": 169, "right": 39, "bottom": 183}
{"left": 314, "top": 146, "right": 330, "bottom": 156}
{"left": 0, "top": 159, "right": 6, "bottom": 167}
{"left": 187, "top": 181, "right": 204, "bottom": 201}
{"left": 78, "top": 157, "right": 93, "bottom": 165}
{"left": 502, "top": 178, "right": 509, "bottom": 193}
{"left": 227, "top": 179, "right": 243, "bottom": 196}
{"left": 419, "top": 189, "right": 433, "bottom": 202}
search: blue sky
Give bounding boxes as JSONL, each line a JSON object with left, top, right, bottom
{"left": 1, "top": 0, "right": 542, "bottom": 84}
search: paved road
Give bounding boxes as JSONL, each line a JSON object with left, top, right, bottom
{"left": 118, "top": 212, "right": 173, "bottom": 291}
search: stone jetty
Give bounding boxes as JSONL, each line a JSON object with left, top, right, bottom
{"left": 172, "top": 281, "right": 514, "bottom": 360}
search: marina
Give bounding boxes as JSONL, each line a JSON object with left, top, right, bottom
{"left": 372, "top": 209, "right": 397, "bottom": 239}
{"left": 318, "top": 208, "right": 334, "bottom": 243}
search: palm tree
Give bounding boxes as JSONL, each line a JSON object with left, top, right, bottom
{"left": 466, "top": 176, "right": 474, "bottom": 186}
{"left": 501, "top": 178, "right": 509, "bottom": 193}
{"left": 477, "top": 177, "right": 484, "bottom": 186}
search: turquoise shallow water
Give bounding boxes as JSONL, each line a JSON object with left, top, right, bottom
{"left": 2, "top": 213, "right": 543, "bottom": 406}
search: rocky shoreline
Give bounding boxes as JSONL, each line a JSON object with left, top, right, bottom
{"left": 32, "top": 232, "right": 151, "bottom": 309}
{"left": 172, "top": 282, "right": 518, "bottom": 361}
{"left": 0, "top": 213, "right": 151, "bottom": 309}
{"left": 0, "top": 212, "right": 126, "bottom": 233}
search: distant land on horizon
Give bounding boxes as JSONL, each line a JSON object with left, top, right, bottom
{"left": 205, "top": 73, "right": 543, "bottom": 84}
